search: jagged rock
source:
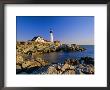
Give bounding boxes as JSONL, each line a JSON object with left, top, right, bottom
{"left": 46, "top": 57, "right": 94, "bottom": 74}
{"left": 69, "top": 65, "right": 75, "bottom": 70}
{"left": 47, "top": 66, "right": 58, "bottom": 74}
{"left": 61, "top": 63, "right": 70, "bottom": 71}
{"left": 16, "top": 55, "right": 24, "bottom": 64}
{"left": 21, "top": 59, "right": 48, "bottom": 69}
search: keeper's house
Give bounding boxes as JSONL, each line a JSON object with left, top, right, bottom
{"left": 31, "top": 36, "right": 45, "bottom": 43}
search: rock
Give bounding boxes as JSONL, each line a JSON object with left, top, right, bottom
{"left": 57, "top": 65, "right": 61, "bottom": 70}
{"left": 22, "top": 61, "right": 31, "bottom": 69}
{"left": 21, "top": 58, "right": 48, "bottom": 69}
{"left": 61, "top": 63, "right": 70, "bottom": 71}
{"left": 63, "top": 70, "right": 76, "bottom": 74}
{"left": 28, "top": 61, "right": 41, "bottom": 68}
{"left": 16, "top": 65, "right": 22, "bottom": 69}
{"left": 64, "top": 59, "right": 79, "bottom": 66}
{"left": 87, "top": 64, "right": 94, "bottom": 74}
{"left": 69, "top": 65, "right": 75, "bottom": 70}
{"left": 47, "top": 66, "right": 58, "bottom": 74}
{"left": 79, "top": 64, "right": 84, "bottom": 68}
{"left": 16, "top": 55, "right": 24, "bottom": 64}
{"left": 35, "top": 58, "right": 48, "bottom": 66}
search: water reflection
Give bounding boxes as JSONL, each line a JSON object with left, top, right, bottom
{"left": 43, "top": 52, "right": 59, "bottom": 63}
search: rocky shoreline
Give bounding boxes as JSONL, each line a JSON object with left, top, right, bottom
{"left": 17, "top": 41, "right": 86, "bottom": 55}
{"left": 16, "top": 56, "right": 49, "bottom": 74}
{"left": 16, "top": 41, "right": 94, "bottom": 74}
{"left": 16, "top": 57, "right": 94, "bottom": 74}
{"left": 47, "top": 57, "right": 94, "bottom": 74}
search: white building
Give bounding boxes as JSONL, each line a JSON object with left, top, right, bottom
{"left": 31, "top": 29, "right": 54, "bottom": 43}
{"left": 50, "top": 30, "right": 53, "bottom": 42}
{"left": 31, "top": 36, "right": 45, "bottom": 43}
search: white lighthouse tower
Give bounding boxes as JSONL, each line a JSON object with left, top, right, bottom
{"left": 50, "top": 28, "right": 53, "bottom": 42}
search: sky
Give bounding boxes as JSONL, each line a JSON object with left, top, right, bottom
{"left": 16, "top": 16, "right": 94, "bottom": 45}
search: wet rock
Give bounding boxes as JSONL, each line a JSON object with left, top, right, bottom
{"left": 46, "top": 57, "right": 94, "bottom": 74}
{"left": 61, "top": 63, "right": 70, "bottom": 71}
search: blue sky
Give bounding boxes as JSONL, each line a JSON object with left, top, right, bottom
{"left": 16, "top": 16, "right": 94, "bottom": 45}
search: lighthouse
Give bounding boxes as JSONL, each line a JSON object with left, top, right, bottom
{"left": 50, "top": 28, "right": 53, "bottom": 42}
